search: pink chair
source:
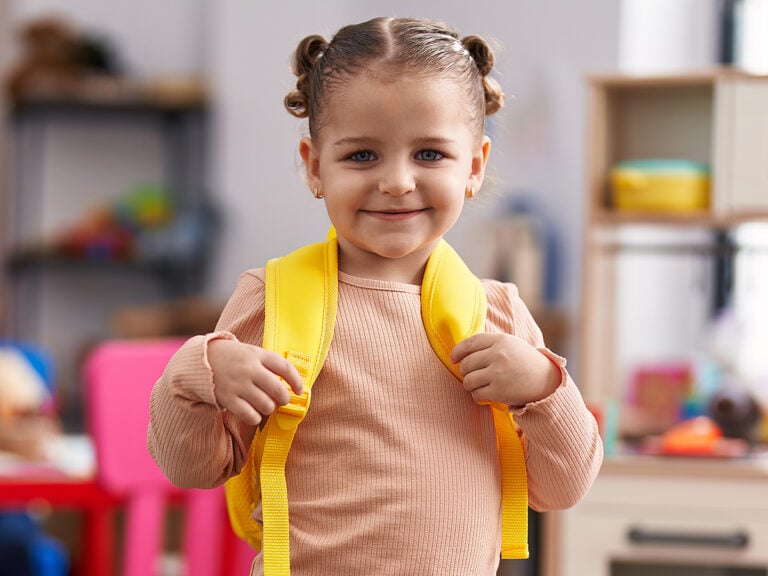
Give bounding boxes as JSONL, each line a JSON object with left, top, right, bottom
{"left": 84, "top": 339, "right": 254, "bottom": 576}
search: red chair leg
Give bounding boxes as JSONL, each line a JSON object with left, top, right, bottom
{"left": 82, "top": 505, "right": 115, "bottom": 576}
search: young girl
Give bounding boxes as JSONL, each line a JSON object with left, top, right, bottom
{"left": 148, "top": 16, "right": 602, "bottom": 575}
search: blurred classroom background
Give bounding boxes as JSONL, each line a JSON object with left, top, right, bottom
{"left": 1, "top": 1, "right": 767, "bottom": 575}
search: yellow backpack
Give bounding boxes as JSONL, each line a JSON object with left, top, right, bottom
{"left": 225, "top": 233, "right": 529, "bottom": 575}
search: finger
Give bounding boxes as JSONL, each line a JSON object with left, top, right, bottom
{"left": 259, "top": 351, "right": 304, "bottom": 395}
{"left": 225, "top": 397, "right": 265, "bottom": 428}
{"left": 450, "top": 332, "right": 495, "bottom": 364}
{"left": 241, "top": 382, "right": 279, "bottom": 415}
{"left": 470, "top": 385, "right": 496, "bottom": 406}
{"left": 457, "top": 347, "right": 493, "bottom": 378}
{"left": 249, "top": 367, "right": 292, "bottom": 406}
{"left": 461, "top": 368, "right": 491, "bottom": 393}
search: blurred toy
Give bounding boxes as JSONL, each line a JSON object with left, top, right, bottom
{"left": 698, "top": 308, "right": 764, "bottom": 446}
{"left": 641, "top": 416, "right": 749, "bottom": 458}
{"left": 4, "top": 17, "right": 82, "bottom": 101}
{"left": 52, "top": 184, "right": 173, "bottom": 261}
{"left": 0, "top": 348, "right": 49, "bottom": 420}
{"left": 660, "top": 416, "right": 723, "bottom": 456}
{"left": 4, "top": 15, "right": 123, "bottom": 103}
{"left": 708, "top": 384, "right": 761, "bottom": 445}
{"left": 0, "top": 512, "right": 68, "bottom": 576}
{"left": 623, "top": 362, "right": 692, "bottom": 437}
{"left": 0, "top": 345, "right": 57, "bottom": 460}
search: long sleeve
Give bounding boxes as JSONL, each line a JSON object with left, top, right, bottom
{"left": 483, "top": 280, "right": 603, "bottom": 511}
{"left": 147, "top": 270, "right": 267, "bottom": 488}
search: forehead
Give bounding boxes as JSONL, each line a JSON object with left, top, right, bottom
{"left": 318, "top": 72, "right": 476, "bottom": 143}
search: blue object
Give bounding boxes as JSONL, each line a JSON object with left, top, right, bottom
{"left": 0, "top": 340, "right": 56, "bottom": 392}
{"left": 500, "top": 194, "right": 560, "bottom": 305}
{"left": 0, "top": 344, "right": 66, "bottom": 574}
{"left": 0, "top": 512, "right": 68, "bottom": 576}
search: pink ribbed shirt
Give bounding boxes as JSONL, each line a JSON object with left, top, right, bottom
{"left": 148, "top": 269, "right": 602, "bottom": 575}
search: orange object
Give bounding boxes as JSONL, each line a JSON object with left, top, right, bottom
{"left": 660, "top": 416, "right": 723, "bottom": 456}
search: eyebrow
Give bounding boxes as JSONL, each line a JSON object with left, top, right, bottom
{"left": 332, "top": 136, "right": 457, "bottom": 147}
{"left": 333, "top": 137, "right": 378, "bottom": 148}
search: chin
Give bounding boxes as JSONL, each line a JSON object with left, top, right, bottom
{"left": 371, "top": 242, "right": 429, "bottom": 261}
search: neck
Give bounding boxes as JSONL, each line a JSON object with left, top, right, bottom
{"left": 336, "top": 241, "right": 439, "bottom": 285}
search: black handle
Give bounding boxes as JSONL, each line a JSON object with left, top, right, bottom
{"left": 627, "top": 526, "right": 749, "bottom": 549}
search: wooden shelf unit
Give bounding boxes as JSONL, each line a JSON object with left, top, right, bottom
{"left": 580, "top": 68, "right": 768, "bottom": 407}
{"left": 547, "top": 69, "right": 768, "bottom": 576}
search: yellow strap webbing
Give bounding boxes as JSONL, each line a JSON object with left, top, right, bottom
{"left": 260, "top": 239, "right": 337, "bottom": 576}
{"left": 226, "top": 234, "right": 528, "bottom": 575}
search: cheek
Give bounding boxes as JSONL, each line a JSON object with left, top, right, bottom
{"left": 433, "top": 186, "right": 466, "bottom": 213}
{"left": 322, "top": 194, "right": 356, "bottom": 224}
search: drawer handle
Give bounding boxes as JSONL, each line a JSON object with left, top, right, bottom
{"left": 627, "top": 527, "right": 749, "bottom": 549}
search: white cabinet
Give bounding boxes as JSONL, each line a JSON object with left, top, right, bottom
{"left": 557, "top": 457, "right": 768, "bottom": 575}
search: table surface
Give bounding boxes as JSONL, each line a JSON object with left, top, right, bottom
{"left": 602, "top": 448, "right": 768, "bottom": 479}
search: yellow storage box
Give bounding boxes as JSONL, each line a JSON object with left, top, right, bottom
{"left": 610, "top": 159, "right": 710, "bottom": 212}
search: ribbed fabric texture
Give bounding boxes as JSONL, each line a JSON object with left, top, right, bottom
{"left": 148, "top": 269, "right": 603, "bottom": 576}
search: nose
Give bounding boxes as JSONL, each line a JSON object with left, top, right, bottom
{"left": 378, "top": 159, "right": 415, "bottom": 196}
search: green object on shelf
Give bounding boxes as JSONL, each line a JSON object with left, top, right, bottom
{"left": 114, "top": 184, "right": 174, "bottom": 229}
{"left": 603, "top": 399, "right": 620, "bottom": 457}
{"left": 614, "top": 159, "right": 710, "bottom": 174}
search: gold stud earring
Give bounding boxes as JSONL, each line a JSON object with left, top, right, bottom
{"left": 313, "top": 187, "right": 323, "bottom": 199}
{"left": 465, "top": 186, "right": 475, "bottom": 199}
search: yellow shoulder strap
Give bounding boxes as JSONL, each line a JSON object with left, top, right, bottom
{"left": 259, "top": 238, "right": 338, "bottom": 575}
{"left": 225, "top": 238, "right": 338, "bottom": 573}
{"left": 423, "top": 240, "right": 529, "bottom": 560}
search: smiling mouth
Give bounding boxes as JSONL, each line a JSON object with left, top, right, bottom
{"left": 363, "top": 209, "right": 427, "bottom": 221}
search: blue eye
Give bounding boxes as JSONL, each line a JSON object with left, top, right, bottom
{"left": 349, "top": 151, "right": 376, "bottom": 162}
{"left": 416, "top": 149, "right": 444, "bottom": 161}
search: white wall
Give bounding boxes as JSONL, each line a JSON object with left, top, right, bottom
{"left": 0, "top": 0, "right": 12, "bottom": 290}
{"left": 619, "top": 0, "right": 720, "bottom": 73}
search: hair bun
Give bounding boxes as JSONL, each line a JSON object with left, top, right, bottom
{"left": 285, "top": 34, "right": 329, "bottom": 119}
{"left": 293, "top": 34, "right": 328, "bottom": 76}
{"left": 461, "top": 34, "right": 503, "bottom": 116}
{"left": 461, "top": 35, "right": 494, "bottom": 77}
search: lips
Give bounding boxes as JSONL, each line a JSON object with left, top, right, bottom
{"left": 363, "top": 208, "right": 426, "bottom": 221}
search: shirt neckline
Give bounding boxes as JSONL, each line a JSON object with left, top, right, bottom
{"left": 338, "top": 271, "right": 421, "bottom": 294}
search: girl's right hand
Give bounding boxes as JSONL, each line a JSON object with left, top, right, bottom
{"left": 208, "top": 338, "right": 304, "bottom": 427}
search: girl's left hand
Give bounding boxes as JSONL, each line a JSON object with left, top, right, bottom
{"left": 450, "top": 333, "right": 561, "bottom": 407}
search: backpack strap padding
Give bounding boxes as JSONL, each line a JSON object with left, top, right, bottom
{"left": 422, "top": 240, "right": 529, "bottom": 559}
{"left": 421, "top": 240, "right": 487, "bottom": 376}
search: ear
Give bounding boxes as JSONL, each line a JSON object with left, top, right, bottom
{"left": 299, "top": 136, "right": 321, "bottom": 194}
{"left": 467, "top": 135, "right": 491, "bottom": 192}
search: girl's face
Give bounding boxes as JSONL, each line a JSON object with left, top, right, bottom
{"left": 300, "top": 72, "right": 490, "bottom": 284}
